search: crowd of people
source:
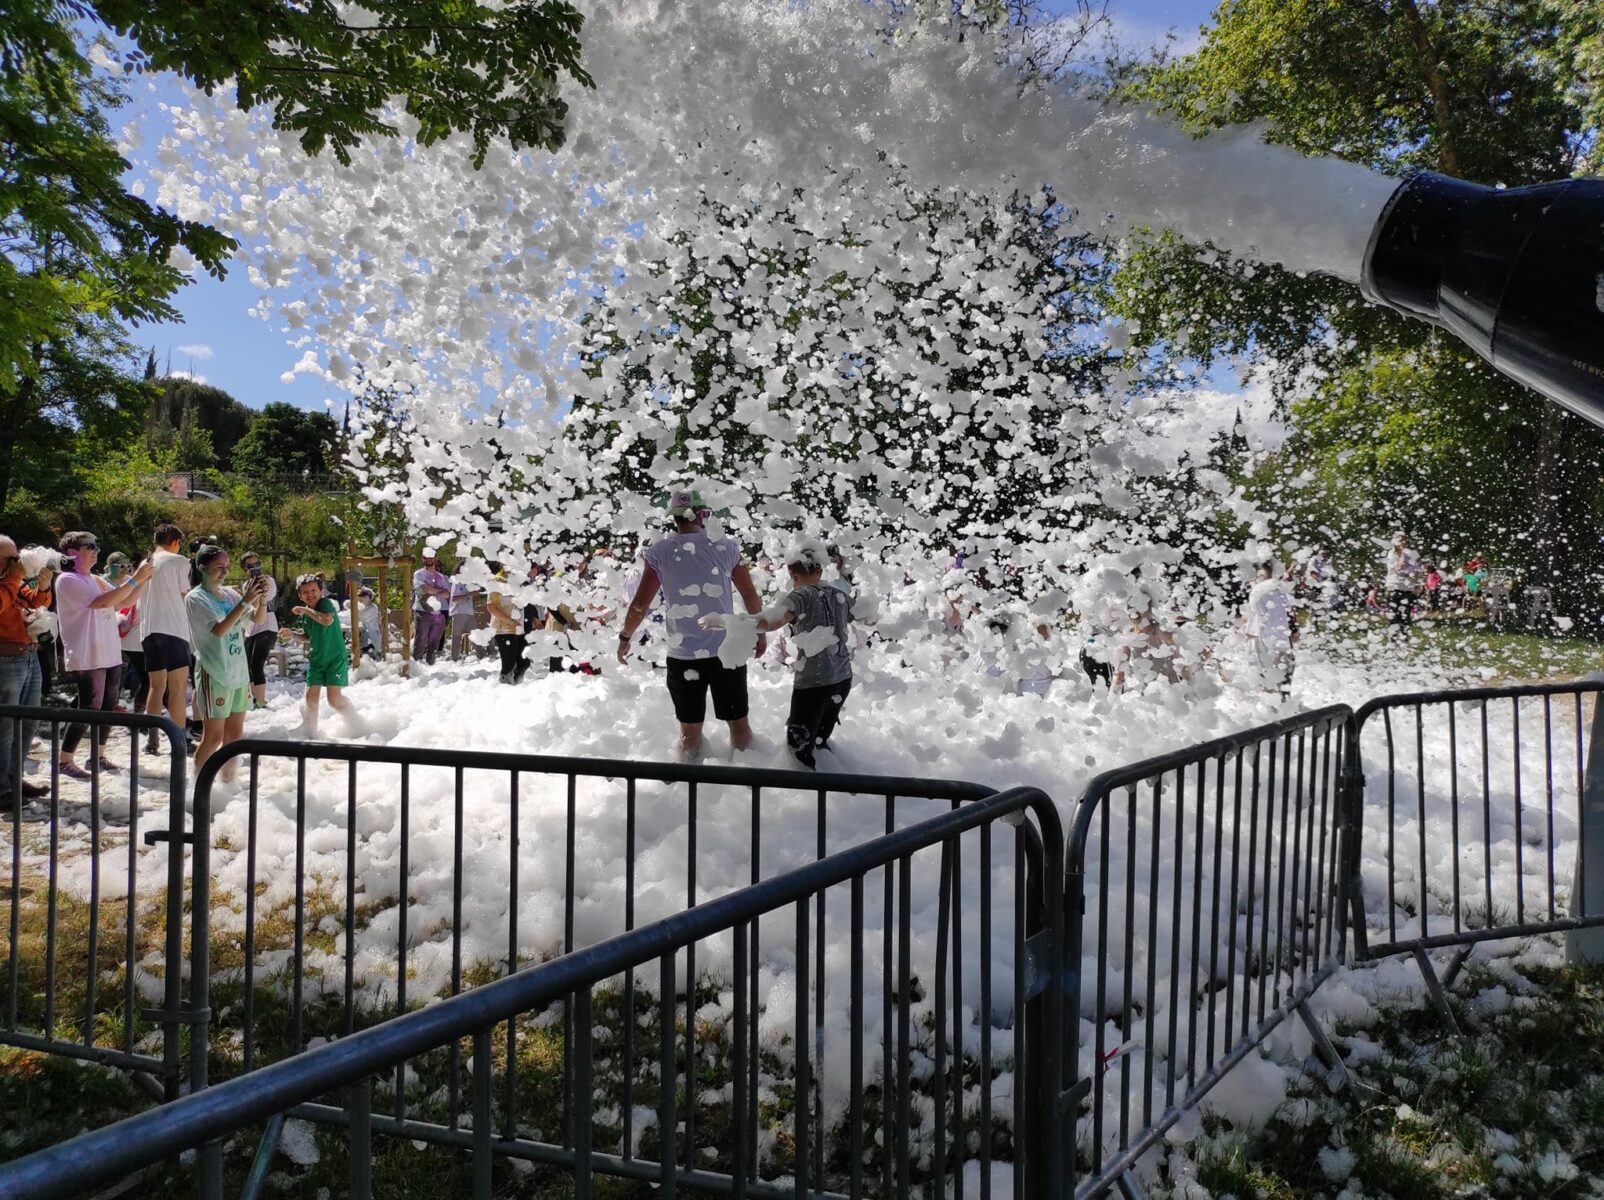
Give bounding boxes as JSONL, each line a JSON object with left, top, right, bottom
{"left": 0, "top": 523, "right": 377, "bottom": 810}
{"left": 0, "top": 506, "right": 1565, "bottom": 809}
{"left": 0, "top": 493, "right": 870, "bottom": 801}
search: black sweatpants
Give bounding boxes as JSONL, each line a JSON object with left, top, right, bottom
{"left": 786, "top": 676, "right": 851, "bottom": 768}
{"left": 494, "top": 633, "right": 530, "bottom": 683}
{"left": 1387, "top": 589, "right": 1415, "bottom": 631}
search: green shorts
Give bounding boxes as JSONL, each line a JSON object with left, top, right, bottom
{"left": 198, "top": 672, "right": 251, "bottom": 718}
{"left": 306, "top": 657, "right": 349, "bottom": 688}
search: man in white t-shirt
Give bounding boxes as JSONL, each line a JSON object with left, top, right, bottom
{"left": 615, "top": 489, "right": 766, "bottom": 758}
{"left": 137, "top": 523, "right": 193, "bottom": 754}
{"left": 1243, "top": 561, "right": 1297, "bottom": 697}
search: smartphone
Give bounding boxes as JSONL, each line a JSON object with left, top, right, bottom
{"left": 248, "top": 565, "right": 263, "bottom": 580}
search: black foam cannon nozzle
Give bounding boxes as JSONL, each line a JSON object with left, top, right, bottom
{"left": 1361, "top": 170, "right": 1604, "bottom": 428}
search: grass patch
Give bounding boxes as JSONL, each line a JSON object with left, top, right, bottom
{"left": 1314, "top": 614, "right": 1604, "bottom": 682}
{"left": 7, "top": 871, "right": 1004, "bottom": 1197}
{"left": 1181, "top": 954, "right": 1604, "bottom": 1199}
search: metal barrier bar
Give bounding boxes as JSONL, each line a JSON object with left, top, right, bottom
{"left": 175, "top": 738, "right": 1015, "bottom": 1194}
{"left": 0, "top": 706, "right": 187, "bottom": 1095}
{"left": 184, "top": 736, "right": 998, "bottom": 1081}
{"left": 0, "top": 785, "right": 1064, "bottom": 1200}
{"left": 1351, "top": 681, "right": 1604, "bottom": 962}
{"left": 1064, "top": 706, "right": 1352, "bottom": 1199}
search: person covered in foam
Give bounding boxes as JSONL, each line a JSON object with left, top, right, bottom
{"left": 704, "top": 537, "right": 854, "bottom": 770}
{"left": 616, "top": 487, "right": 767, "bottom": 760}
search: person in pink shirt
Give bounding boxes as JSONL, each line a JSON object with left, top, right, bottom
{"left": 54, "top": 532, "right": 151, "bottom": 778}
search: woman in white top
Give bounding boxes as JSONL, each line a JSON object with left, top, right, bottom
{"left": 1383, "top": 532, "right": 1423, "bottom": 633}
{"left": 238, "top": 551, "right": 278, "bottom": 710}
{"left": 1243, "top": 561, "right": 1297, "bottom": 696}
{"left": 54, "top": 532, "right": 151, "bottom": 779}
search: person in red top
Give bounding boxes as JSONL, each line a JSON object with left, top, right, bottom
{"left": 0, "top": 535, "right": 53, "bottom": 810}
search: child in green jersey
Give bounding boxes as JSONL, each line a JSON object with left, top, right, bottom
{"left": 279, "top": 573, "right": 358, "bottom": 736}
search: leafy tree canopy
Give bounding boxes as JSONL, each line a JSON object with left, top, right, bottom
{"left": 1, "top": 0, "right": 591, "bottom": 521}
{"left": 1100, "top": 0, "right": 1604, "bottom": 605}
{"left": 230, "top": 401, "right": 339, "bottom": 480}
{"left": 90, "top": 0, "right": 591, "bottom": 167}
{"left": 145, "top": 375, "right": 255, "bottom": 467}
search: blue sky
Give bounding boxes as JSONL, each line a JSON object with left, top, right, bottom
{"left": 133, "top": 0, "right": 1220, "bottom": 414}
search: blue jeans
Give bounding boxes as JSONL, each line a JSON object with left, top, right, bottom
{"left": 0, "top": 650, "right": 42, "bottom": 796}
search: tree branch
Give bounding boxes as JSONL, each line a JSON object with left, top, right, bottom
{"left": 1396, "top": 0, "right": 1462, "bottom": 176}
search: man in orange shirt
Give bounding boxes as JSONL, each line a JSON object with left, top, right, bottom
{"left": 0, "top": 535, "right": 52, "bottom": 810}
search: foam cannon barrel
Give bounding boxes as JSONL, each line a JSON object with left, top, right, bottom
{"left": 1360, "top": 171, "right": 1604, "bottom": 427}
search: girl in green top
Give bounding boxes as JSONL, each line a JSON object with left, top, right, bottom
{"left": 279, "top": 573, "right": 358, "bottom": 736}
{"left": 186, "top": 544, "right": 268, "bottom": 783}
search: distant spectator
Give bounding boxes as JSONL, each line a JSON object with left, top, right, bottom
{"left": 487, "top": 573, "right": 528, "bottom": 684}
{"left": 54, "top": 532, "right": 151, "bottom": 779}
{"left": 411, "top": 550, "right": 450, "bottom": 665}
{"left": 1383, "top": 532, "right": 1422, "bottom": 633}
{"left": 448, "top": 574, "right": 479, "bottom": 662}
{"left": 0, "top": 535, "right": 53, "bottom": 810}
{"left": 1423, "top": 563, "right": 1443, "bottom": 612}
{"left": 1485, "top": 573, "right": 1511, "bottom": 627}
{"left": 239, "top": 552, "right": 278, "bottom": 710}
{"left": 1463, "top": 556, "right": 1486, "bottom": 612}
{"left": 106, "top": 553, "right": 147, "bottom": 709}
{"left": 1111, "top": 601, "right": 1191, "bottom": 692}
{"left": 351, "top": 586, "right": 382, "bottom": 658}
{"left": 22, "top": 547, "right": 58, "bottom": 702}
{"left": 1243, "top": 560, "right": 1297, "bottom": 697}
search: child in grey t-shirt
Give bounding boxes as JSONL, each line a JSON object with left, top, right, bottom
{"left": 707, "top": 539, "right": 853, "bottom": 769}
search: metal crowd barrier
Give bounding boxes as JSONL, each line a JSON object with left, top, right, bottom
{"left": 8, "top": 680, "right": 1604, "bottom": 1199}
{"left": 1063, "top": 706, "right": 1353, "bottom": 1199}
{"left": 1348, "top": 680, "right": 1604, "bottom": 1028}
{"left": 0, "top": 784, "right": 1066, "bottom": 1200}
{"left": 0, "top": 705, "right": 190, "bottom": 1099}
{"left": 180, "top": 739, "right": 1025, "bottom": 1194}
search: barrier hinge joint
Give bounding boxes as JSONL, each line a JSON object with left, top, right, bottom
{"left": 1021, "top": 929, "right": 1053, "bottom": 1000}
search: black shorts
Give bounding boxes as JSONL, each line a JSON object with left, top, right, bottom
{"left": 142, "top": 632, "right": 191, "bottom": 672}
{"left": 665, "top": 658, "right": 748, "bottom": 725}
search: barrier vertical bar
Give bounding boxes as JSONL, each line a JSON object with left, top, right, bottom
{"left": 1569, "top": 689, "right": 1604, "bottom": 963}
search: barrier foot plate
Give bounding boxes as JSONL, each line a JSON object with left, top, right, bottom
{"left": 1296, "top": 999, "right": 1348, "bottom": 1092}
{"left": 1115, "top": 1171, "right": 1150, "bottom": 1200}
{"left": 1412, "top": 948, "right": 1461, "bottom": 1035}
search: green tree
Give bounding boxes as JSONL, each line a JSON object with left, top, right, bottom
{"left": 0, "top": 315, "right": 155, "bottom": 511}
{"left": 145, "top": 376, "right": 254, "bottom": 466}
{"left": 171, "top": 400, "right": 216, "bottom": 473}
{"left": 230, "top": 402, "right": 339, "bottom": 480}
{"left": 1105, "top": 0, "right": 1604, "bottom": 610}
{"left": 2, "top": 0, "right": 591, "bottom": 516}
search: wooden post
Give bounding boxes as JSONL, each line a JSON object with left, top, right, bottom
{"left": 338, "top": 542, "right": 414, "bottom": 676}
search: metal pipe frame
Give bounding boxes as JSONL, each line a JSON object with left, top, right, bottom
{"left": 1, "top": 782, "right": 1063, "bottom": 1200}
{"left": 0, "top": 705, "right": 187, "bottom": 1094}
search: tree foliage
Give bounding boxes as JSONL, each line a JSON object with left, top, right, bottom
{"left": 144, "top": 375, "right": 254, "bottom": 467}
{"left": 92, "top": 0, "right": 591, "bottom": 167}
{"left": 230, "top": 401, "right": 338, "bottom": 480}
{"left": 1, "top": 0, "right": 591, "bottom": 524}
{"left": 1104, "top": 0, "right": 1604, "bottom": 607}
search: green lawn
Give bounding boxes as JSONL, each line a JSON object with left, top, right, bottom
{"left": 1314, "top": 611, "right": 1604, "bottom": 682}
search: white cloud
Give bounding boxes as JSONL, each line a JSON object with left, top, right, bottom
{"left": 176, "top": 343, "right": 214, "bottom": 360}
{"left": 169, "top": 369, "right": 208, "bottom": 384}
